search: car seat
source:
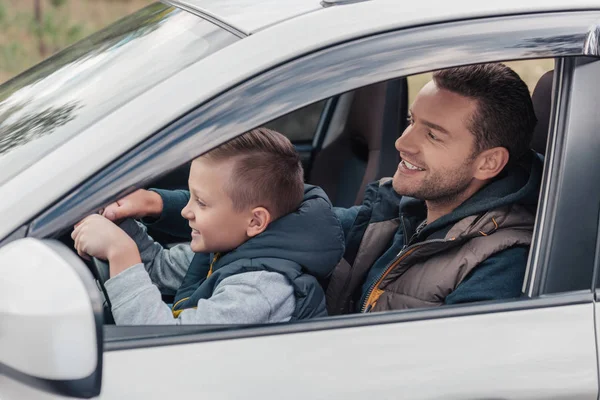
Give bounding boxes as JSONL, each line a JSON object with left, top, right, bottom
{"left": 531, "top": 70, "right": 554, "bottom": 155}
{"left": 309, "top": 78, "right": 408, "bottom": 207}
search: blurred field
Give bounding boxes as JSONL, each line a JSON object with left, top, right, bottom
{"left": 0, "top": 1, "right": 554, "bottom": 92}
{"left": 0, "top": 0, "right": 151, "bottom": 83}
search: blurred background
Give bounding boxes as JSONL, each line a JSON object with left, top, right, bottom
{"left": 0, "top": 0, "right": 553, "bottom": 98}
{"left": 0, "top": 0, "right": 151, "bottom": 83}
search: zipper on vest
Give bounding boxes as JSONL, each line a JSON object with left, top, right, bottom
{"left": 360, "top": 238, "right": 453, "bottom": 313}
{"left": 360, "top": 244, "right": 421, "bottom": 312}
{"left": 360, "top": 216, "right": 410, "bottom": 313}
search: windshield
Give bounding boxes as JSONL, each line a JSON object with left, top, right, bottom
{"left": 0, "top": 3, "right": 237, "bottom": 186}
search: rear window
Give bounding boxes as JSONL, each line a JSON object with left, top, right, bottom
{"left": 0, "top": 3, "right": 237, "bottom": 186}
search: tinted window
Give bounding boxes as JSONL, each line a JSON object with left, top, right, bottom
{"left": 0, "top": 3, "right": 237, "bottom": 186}
{"left": 266, "top": 100, "right": 327, "bottom": 142}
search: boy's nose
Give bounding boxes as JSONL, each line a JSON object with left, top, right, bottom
{"left": 181, "top": 203, "right": 193, "bottom": 220}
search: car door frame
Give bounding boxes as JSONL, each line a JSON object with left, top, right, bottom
{"left": 20, "top": 10, "right": 600, "bottom": 397}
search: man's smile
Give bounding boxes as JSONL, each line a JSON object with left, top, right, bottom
{"left": 398, "top": 158, "right": 426, "bottom": 174}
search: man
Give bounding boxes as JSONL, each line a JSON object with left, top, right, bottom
{"left": 102, "top": 63, "right": 541, "bottom": 315}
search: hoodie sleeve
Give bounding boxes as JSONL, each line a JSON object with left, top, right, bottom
{"left": 140, "top": 188, "right": 192, "bottom": 239}
{"left": 444, "top": 246, "right": 529, "bottom": 305}
{"left": 118, "top": 218, "right": 193, "bottom": 294}
{"left": 105, "top": 265, "right": 295, "bottom": 325}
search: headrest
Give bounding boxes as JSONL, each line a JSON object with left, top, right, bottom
{"left": 530, "top": 70, "right": 554, "bottom": 155}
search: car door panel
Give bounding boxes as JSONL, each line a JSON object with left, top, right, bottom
{"left": 94, "top": 302, "right": 597, "bottom": 400}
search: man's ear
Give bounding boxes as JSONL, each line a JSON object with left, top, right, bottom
{"left": 473, "top": 147, "right": 510, "bottom": 181}
{"left": 247, "top": 207, "right": 272, "bottom": 238}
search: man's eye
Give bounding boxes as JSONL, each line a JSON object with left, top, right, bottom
{"left": 407, "top": 116, "right": 414, "bottom": 125}
{"left": 427, "top": 131, "right": 438, "bottom": 141}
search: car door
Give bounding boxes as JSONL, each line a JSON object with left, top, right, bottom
{"left": 4, "top": 10, "right": 600, "bottom": 400}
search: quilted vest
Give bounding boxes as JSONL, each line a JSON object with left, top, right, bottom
{"left": 326, "top": 182, "right": 535, "bottom": 314}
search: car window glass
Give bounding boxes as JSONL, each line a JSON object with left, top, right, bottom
{"left": 0, "top": 3, "right": 237, "bottom": 186}
{"left": 265, "top": 100, "right": 327, "bottom": 142}
{"left": 407, "top": 59, "right": 555, "bottom": 105}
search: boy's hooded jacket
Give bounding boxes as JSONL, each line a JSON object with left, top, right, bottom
{"left": 105, "top": 186, "right": 344, "bottom": 325}
{"left": 171, "top": 185, "right": 345, "bottom": 320}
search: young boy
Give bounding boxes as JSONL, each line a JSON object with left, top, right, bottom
{"left": 72, "top": 128, "right": 345, "bottom": 325}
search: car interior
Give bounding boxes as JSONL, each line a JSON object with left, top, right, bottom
{"left": 54, "top": 60, "right": 555, "bottom": 326}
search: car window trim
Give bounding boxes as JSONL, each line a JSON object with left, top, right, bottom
{"left": 105, "top": 290, "right": 593, "bottom": 351}
{"left": 530, "top": 57, "right": 600, "bottom": 295}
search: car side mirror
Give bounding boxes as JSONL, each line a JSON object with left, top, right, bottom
{"left": 0, "top": 238, "right": 103, "bottom": 398}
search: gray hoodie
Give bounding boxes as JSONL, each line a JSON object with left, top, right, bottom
{"left": 104, "top": 219, "right": 296, "bottom": 325}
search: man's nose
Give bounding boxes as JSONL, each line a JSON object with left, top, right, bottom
{"left": 395, "top": 126, "right": 419, "bottom": 154}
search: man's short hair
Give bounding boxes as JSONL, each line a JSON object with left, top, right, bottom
{"left": 203, "top": 127, "right": 304, "bottom": 219}
{"left": 433, "top": 63, "right": 538, "bottom": 162}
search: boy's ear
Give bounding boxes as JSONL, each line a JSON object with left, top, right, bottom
{"left": 247, "top": 207, "right": 272, "bottom": 238}
{"left": 472, "top": 146, "right": 510, "bottom": 181}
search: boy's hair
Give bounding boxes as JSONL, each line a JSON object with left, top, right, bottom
{"left": 433, "top": 63, "right": 537, "bottom": 162}
{"left": 203, "top": 127, "right": 304, "bottom": 219}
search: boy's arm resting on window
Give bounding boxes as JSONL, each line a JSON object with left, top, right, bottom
{"left": 105, "top": 268, "right": 295, "bottom": 325}
{"left": 444, "top": 246, "right": 529, "bottom": 305}
{"left": 118, "top": 218, "right": 193, "bottom": 294}
{"left": 141, "top": 189, "right": 192, "bottom": 238}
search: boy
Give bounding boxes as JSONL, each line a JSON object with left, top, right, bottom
{"left": 72, "top": 128, "right": 344, "bottom": 325}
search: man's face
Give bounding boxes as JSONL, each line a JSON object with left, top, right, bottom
{"left": 181, "top": 157, "right": 250, "bottom": 253}
{"left": 392, "top": 81, "right": 480, "bottom": 203}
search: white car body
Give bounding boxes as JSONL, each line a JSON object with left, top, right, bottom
{"left": 1, "top": 0, "right": 600, "bottom": 398}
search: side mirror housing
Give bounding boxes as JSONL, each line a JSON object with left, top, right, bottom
{"left": 0, "top": 238, "right": 103, "bottom": 398}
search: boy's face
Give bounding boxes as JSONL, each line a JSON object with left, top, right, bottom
{"left": 181, "top": 157, "right": 251, "bottom": 253}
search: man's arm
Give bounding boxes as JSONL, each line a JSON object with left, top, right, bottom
{"left": 444, "top": 246, "right": 529, "bottom": 305}
{"left": 142, "top": 189, "right": 192, "bottom": 238}
{"left": 333, "top": 206, "right": 360, "bottom": 243}
{"left": 105, "top": 267, "right": 296, "bottom": 325}
{"left": 102, "top": 189, "right": 192, "bottom": 239}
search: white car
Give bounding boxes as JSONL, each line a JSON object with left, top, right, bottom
{"left": 1, "top": 0, "right": 600, "bottom": 398}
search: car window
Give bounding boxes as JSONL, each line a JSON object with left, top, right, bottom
{"left": 407, "top": 59, "right": 555, "bottom": 105}
{"left": 265, "top": 100, "right": 327, "bottom": 142}
{"left": 0, "top": 3, "right": 238, "bottom": 187}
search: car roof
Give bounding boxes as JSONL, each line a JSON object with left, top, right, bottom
{"left": 175, "top": 0, "right": 600, "bottom": 35}
{"left": 168, "top": 0, "right": 323, "bottom": 35}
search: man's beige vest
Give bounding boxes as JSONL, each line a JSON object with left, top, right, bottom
{"left": 326, "top": 204, "right": 535, "bottom": 314}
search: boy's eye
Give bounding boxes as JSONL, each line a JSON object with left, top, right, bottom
{"left": 195, "top": 199, "right": 206, "bottom": 207}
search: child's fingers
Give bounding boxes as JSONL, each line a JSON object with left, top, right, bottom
{"left": 102, "top": 203, "right": 120, "bottom": 221}
{"left": 71, "top": 221, "right": 83, "bottom": 240}
{"left": 73, "top": 232, "right": 91, "bottom": 261}
{"left": 76, "top": 248, "right": 91, "bottom": 261}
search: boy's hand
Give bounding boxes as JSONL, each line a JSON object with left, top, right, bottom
{"left": 102, "top": 189, "right": 163, "bottom": 223}
{"left": 72, "top": 214, "right": 142, "bottom": 277}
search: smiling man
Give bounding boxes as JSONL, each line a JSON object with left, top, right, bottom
{"left": 103, "top": 63, "right": 542, "bottom": 315}
{"left": 325, "top": 63, "right": 541, "bottom": 314}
